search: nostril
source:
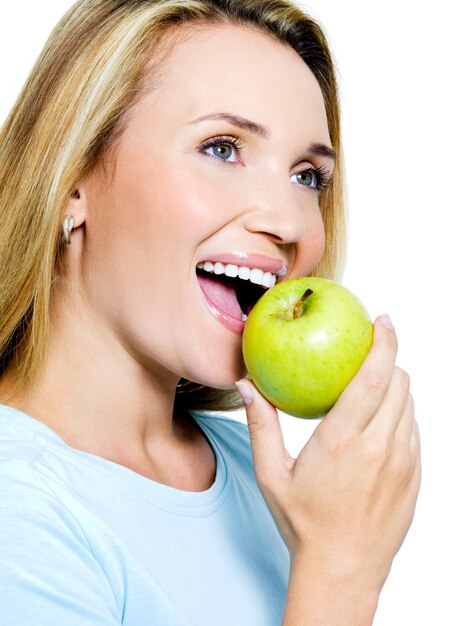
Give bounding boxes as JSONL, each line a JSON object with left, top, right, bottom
{"left": 258, "top": 231, "right": 285, "bottom": 243}
{"left": 242, "top": 207, "right": 305, "bottom": 245}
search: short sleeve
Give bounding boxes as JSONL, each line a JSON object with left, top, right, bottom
{"left": 0, "top": 460, "right": 121, "bottom": 626}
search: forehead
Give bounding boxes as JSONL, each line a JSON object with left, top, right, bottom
{"left": 138, "top": 23, "right": 330, "bottom": 143}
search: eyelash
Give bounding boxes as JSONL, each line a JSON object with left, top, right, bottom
{"left": 198, "top": 134, "right": 333, "bottom": 192}
{"left": 296, "top": 163, "right": 332, "bottom": 192}
{"left": 199, "top": 135, "right": 246, "bottom": 162}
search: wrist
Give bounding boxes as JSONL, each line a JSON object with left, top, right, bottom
{"left": 283, "top": 546, "right": 382, "bottom": 626}
{"left": 292, "top": 538, "right": 388, "bottom": 593}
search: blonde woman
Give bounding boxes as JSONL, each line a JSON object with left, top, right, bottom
{"left": 0, "top": 1, "right": 420, "bottom": 624}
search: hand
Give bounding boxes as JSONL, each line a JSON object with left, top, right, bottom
{"left": 236, "top": 314, "right": 421, "bottom": 592}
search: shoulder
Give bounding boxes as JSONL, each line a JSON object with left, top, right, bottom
{"left": 0, "top": 409, "right": 63, "bottom": 517}
{"left": 0, "top": 452, "right": 88, "bottom": 547}
{"left": 0, "top": 452, "right": 122, "bottom": 624}
{"left": 0, "top": 408, "right": 75, "bottom": 525}
{"left": 0, "top": 416, "right": 100, "bottom": 574}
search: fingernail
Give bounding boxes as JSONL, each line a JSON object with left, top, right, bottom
{"left": 380, "top": 313, "right": 395, "bottom": 330}
{"left": 235, "top": 380, "right": 253, "bottom": 406}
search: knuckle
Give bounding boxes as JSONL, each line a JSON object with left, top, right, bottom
{"left": 413, "top": 455, "right": 422, "bottom": 489}
{"left": 362, "top": 368, "right": 388, "bottom": 394}
{"left": 391, "top": 446, "right": 414, "bottom": 481}
{"left": 411, "top": 418, "right": 421, "bottom": 447}
{"left": 364, "top": 434, "right": 390, "bottom": 465}
{"left": 330, "top": 433, "right": 355, "bottom": 457}
{"left": 247, "top": 418, "right": 264, "bottom": 439}
{"left": 393, "top": 366, "right": 411, "bottom": 390}
{"left": 317, "top": 422, "right": 355, "bottom": 457}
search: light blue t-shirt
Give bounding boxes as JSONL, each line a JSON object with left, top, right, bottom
{"left": 0, "top": 403, "right": 290, "bottom": 625}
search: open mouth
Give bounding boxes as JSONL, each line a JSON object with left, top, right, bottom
{"left": 196, "top": 260, "right": 279, "bottom": 332}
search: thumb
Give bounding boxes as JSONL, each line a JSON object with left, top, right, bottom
{"left": 235, "top": 379, "right": 290, "bottom": 484}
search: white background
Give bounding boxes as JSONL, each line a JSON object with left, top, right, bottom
{"left": 1, "top": 1, "right": 468, "bottom": 624}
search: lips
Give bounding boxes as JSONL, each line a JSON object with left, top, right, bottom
{"left": 196, "top": 254, "right": 286, "bottom": 335}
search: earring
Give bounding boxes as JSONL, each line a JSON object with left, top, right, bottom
{"left": 61, "top": 216, "right": 75, "bottom": 245}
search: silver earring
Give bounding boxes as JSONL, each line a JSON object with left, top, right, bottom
{"left": 61, "top": 216, "right": 75, "bottom": 245}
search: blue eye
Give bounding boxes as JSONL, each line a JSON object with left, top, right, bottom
{"left": 200, "top": 135, "right": 244, "bottom": 163}
{"left": 290, "top": 165, "right": 332, "bottom": 192}
{"left": 291, "top": 169, "right": 318, "bottom": 189}
{"left": 205, "top": 143, "right": 236, "bottom": 162}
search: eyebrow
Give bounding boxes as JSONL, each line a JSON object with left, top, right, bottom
{"left": 189, "top": 112, "right": 337, "bottom": 162}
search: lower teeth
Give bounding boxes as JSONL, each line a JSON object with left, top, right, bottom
{"left": 241, "top": 313, "right": 248, "bottom": 322}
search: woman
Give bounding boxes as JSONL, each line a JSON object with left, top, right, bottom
{"left": 0, "top": 1, "right": 420, "bottom": 624}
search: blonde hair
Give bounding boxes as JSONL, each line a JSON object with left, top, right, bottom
{"left": 0, "top": 0, "right": 346, "bottom": 411}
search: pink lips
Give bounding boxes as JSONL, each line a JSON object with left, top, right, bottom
{"left": 200, "top": 253, "right": 287, "bottom": 276}
{"left": 196, "top": 253, "right": 287, "bottom": 335}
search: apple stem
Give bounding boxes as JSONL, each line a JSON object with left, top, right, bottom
{"left": 293, "top": 289, "right": 314, "bottom": 319}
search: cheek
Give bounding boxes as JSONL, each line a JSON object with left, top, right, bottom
{"left": 156, "top": 169, "right": 224, "bottom": 235}
{"left": 96, "top": 165, "right": 227, "bottom": 265}
{"left": 296, "top": 209, "right": 326, "bottom": 276}
{"left": 84, "top": 159, "right": 239, "bottom": 318}
{"left": 139, "top": 158, "right": 240, "bottom": 246}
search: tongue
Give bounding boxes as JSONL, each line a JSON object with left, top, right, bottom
{"left": 197, "top": 273, "right": 243, "bottom": 320}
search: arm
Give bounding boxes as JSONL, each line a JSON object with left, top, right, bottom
{"left": 282, "top": 547, "right": 380, "bottom": 625}
{"left": 238, "top": 315, "right": 421, "bottom": 625}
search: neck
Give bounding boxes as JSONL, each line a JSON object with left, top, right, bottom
{"left": 0, "top": 294, "right": 190, "bottom": 469}
{"left": 0, "top": 319, "right": 218, "bottom": 490}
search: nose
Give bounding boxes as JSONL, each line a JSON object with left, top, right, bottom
{"left": 240, "top": 178, "right": 306, "bottom": 245}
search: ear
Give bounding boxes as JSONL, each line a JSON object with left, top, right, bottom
{"left": 63, "top": 186, "right": 87, "bottom": 228}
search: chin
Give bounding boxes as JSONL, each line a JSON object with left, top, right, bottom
{"left": 183, "top": 354, "right": 247, "bottom": 391}
{"left": 195, "top": 370, "right": 247, "bottom": 391}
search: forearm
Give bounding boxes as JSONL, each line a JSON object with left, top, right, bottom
{"left": 282, "top": 548, "right": 381, "bottom": 626}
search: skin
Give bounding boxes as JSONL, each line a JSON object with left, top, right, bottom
{"left": 0, "top": 25, "right": 332, "bottom": 489}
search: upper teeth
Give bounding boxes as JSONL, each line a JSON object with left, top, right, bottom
{"left": 197, "top": 261, "right": 277, "bottom": 289}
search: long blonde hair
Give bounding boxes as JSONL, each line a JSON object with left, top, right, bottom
{"left": 0, "top": 0, "right": 346, "bottom": 411}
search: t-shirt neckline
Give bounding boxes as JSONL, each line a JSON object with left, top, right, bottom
{"left": 0, "top": 402, "right": 231, "bottom": 515}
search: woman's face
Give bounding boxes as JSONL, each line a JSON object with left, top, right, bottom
{"left": 80, "top": 24, "right": 335, "bottom": 388}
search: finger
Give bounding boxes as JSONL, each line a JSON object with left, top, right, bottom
{"left": 410, "top": 418, "right": 421, "bottom": 464}
{"left": 409, "top": 420, "right": 422, "bottom": 493}
{"left": 235, "top": 379, "right": 291, "bottom": 489}
{"left": 393, "top": 393, "right": 415, "bottom": 445}
{"left": 327, "top": 314, "right": 398, "bottom": 433}
{"left": 365, "top": 368, "right": 411, "bottom": 437}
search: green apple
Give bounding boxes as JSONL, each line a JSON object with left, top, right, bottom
{"left": 242, "top": 277, "right": 373, "bottom": 418}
